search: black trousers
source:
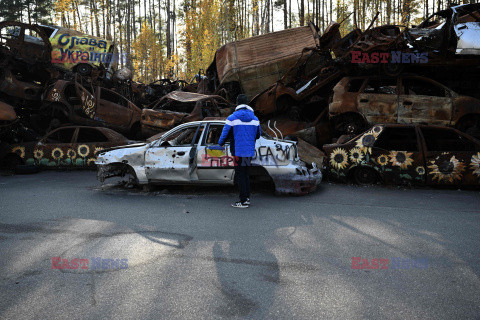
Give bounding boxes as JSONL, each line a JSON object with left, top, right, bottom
{"left": 234, "top": 157, "right": 251, "bottom": 202}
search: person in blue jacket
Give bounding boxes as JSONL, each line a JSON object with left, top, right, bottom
{"left": 218, "top": 94, "right": 261, "bottom": 208}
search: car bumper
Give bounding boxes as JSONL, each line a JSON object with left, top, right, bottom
{"left": 270, "top": 162, "right": 322, "bottom": 195}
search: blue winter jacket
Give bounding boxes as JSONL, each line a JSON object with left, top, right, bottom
{"left": 218, "top": 105, "right": 261, "bottom": 157}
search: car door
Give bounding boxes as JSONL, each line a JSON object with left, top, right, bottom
{"left": 398, "top": 77, "right": 453, "bottom": 126}
{"left": 419, "top": 126, "right": 480, "bottom": 186}
{"left": 356, "top": 77, "right": 399, "bottom": 124}
{"left": 144, "top": 124, "right": 204, "bottom": 182}
{"left": 35, "top": 127, "right": 77, "bottom": 167}
{"left": 196, "top": 123, "right": 235, "bottom": 184}
{"left": 74, "top": 127, "right": 113, "bottom": 167}
{"left": 371, "top": 126, "right": 426, "bottom": 185}
{"left": 95, "top": 88, "right": 133, "bottom": 128}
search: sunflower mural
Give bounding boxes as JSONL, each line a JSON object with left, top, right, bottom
{"left": 355, "top": 125, "right": 384, "bottom": 155}
{"left": 370, "top": 125, "right": 384, "bottom": 138}
{"left": 349, "top": 148, "right": 364, "bottom": 163}
{"left": 66, "top": 149, "right": 77, "bottom": 159}
{"left": 416, "top": 166, "right": 425, "bottom": 176}
{"left": 389, "top": 151, "right": 414, "bottom": 169}
{"left": 470, "top": 153, "right": 480, "bottom": 178}
{"left": 78, "top": 145, "right": 90, "bottom": 158}
{"left": 33, "top": 149, "right": 43, "bottom": 160}
{"left": 428, "top": 154, "right": 466, "bottom": 183}
{"left": 51, "top": 148, "right": 64, "bottom": 164}
{"left": 94, "top": 147, "right": 104, "bottom": 156}
{"left": 65, "top": 149, "right": 77, "bottom": 165}
{"left": 86, "top": 158, "right": 96, "bottom": 166}
{"left": 376, "top": 154, "right": 389, "bottom": 166}
{"left": 12, "top": 146, "right": 25, "bottom": 159}
{"left": 330, "top": 148, "right": 349, "bottom": 170}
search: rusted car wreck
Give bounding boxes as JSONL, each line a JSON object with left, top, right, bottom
{"left": 96, "top": 120, "right": 322, "bottom": 195}
{"left": 329, "top": 75, "right": 480, "bottom": 138}
{"left": 141, "top": 91, "right": 235, "bottom": 137}
{"left": 1, "top": 125, "right": 132, "bottom": 170}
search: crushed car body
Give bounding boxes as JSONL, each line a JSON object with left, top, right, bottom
{"left": 323, "top": 124, "right": 480, "bottom": 186}
{"left": 329, "top": 75, "right": 480, "bottom": 138}
{"left": 1, "top": 125, "right": 133, "bottom": 169}
{"left": 140, "top": 91, "right": 235, "bottom": 137}
{"left": 96, "top": 120, "right": 322, "bottom": 195}
{"left": 41, "top": 76, "right": 142, "bottom": 137}
{"left": 205, "top": 23, "right": 321, "bottom": 101}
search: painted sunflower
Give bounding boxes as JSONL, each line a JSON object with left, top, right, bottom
{"left": 51, "top": 148, "right": 64, "bottom": 160}
{"left": 33, "top": 149, "right": 43, "bottom": 160}
{"left": 416, "top": 166, "right": 425, "bottom": 175}
{"left": 377, "top": 154, "right": 389, "bottom": 166}
{"left": 66, "top": 149, "right": 76, "bottom": 159}
{"left": 78, "top": 145, "right": 90, "bottom": 157}
{"left": 428, "top": 155, "right": 466, "bottom": 183}
{"left": 94, "top": 147, "right": 104, "bottom": 156}
{"left": 370, "top": 125, "right": 384, "bottom": 138}
{"left": 349, "top": 147, "right": 364, "bottom": 163}
{"left": 389, "top": 151, "right": 414, "bottom": 169}
{"left": 86, "top": 158, "right": 96, "bottom": 166}
{"left": 470, "top": 153, "right": 480, "bottom": 177}
{"left": 330, "top": 148, "right": 349, "bottom": 170}
{"left": 356, "top": 133, "right": 376, "bottom": 149}
{"left": 12, "top": 146, "right": 25, "bottom": 158}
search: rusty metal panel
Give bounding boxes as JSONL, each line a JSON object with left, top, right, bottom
{"left": 213, "top": 23, "right": 320, "bottom": 98}
{"left": 0, "top": 101, "right": 16, "bottom": 121}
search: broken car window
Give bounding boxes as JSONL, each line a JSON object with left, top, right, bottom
{"left": 204, "top": 125, "right": 224, "bottom": 145}
{"left": 421, "top": 127, "right": 478, "bottom": 152}
{"left": 402, "top": 78, "right": 447, "bottom": 97}
{"left": 100, "top": 89, "right": 128, "bottom": 108}
{"left": 44, "top": 128, "right": 76, "bottom": 144}
{"left": 0, "top": 26, "right": 21, "bottom": 40}
{"left": 162, "top": 126, "right": 199, "bottom": 146}
{"left": 76, "top": 128, "right": 109, "bottom": 143}
{"left": 374, "top": 127, "right": 419, "bottom": 151}
{"left": 363, "top": 78, "right": 397, "bottom": 95}
{"left": 348, "top": 79, "right": 365, "bottom": 92}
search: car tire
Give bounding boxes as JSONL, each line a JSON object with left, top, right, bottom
{"left": 76, "top": 64, "right": 93, "bottom": 76}
{"left": 353, "top": 166, "right": 378, "bottom": 185}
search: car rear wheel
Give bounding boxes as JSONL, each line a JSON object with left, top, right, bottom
{"left": 353, "top": 166, "right": 378, "bottom": 185}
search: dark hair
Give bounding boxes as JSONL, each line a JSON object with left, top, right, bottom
{"left": 236, "top": 94, "right": 248, "bottom": 105}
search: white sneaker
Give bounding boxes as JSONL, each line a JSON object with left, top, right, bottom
{"left": 231, "top": 201, "right": 249, "bottom": 208}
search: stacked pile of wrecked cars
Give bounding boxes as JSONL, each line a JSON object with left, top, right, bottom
{"left": 2, "top": 4, "right": 480, "bottom": 193}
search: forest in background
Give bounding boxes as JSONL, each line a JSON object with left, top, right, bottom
{"left": 0, "top": 0, "right": 477, "bottom": 83}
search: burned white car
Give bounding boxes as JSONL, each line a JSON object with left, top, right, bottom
{"left": 96, "top": 120, "right": 322, "bottom": 195}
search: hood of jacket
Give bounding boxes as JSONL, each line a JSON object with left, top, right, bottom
{"left": 233, "top": 104, "right": 255, "bottom": 122}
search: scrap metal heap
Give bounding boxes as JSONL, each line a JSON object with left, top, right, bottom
{"left": 2, "top": 4, "right": 480, "bottom": 187}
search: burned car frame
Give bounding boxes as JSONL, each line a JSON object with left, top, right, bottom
{"left": 2, "top": 125, "right": 132, "bottom": 170}
{"left": 329, "top": 75, "right": 480, "bottom": 138}
{"left": 324, "top": 123, "right": 480, "bottom": 187}
{"left": 41, "top": 76, "right": 142, "bottom": 137}
{"left": 140, "top": 91, "right": 235, "bottom": 138}
{"left": 96, "top": 120, "right": 322, "bottom": 195}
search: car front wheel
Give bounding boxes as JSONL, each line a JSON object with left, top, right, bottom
{"left": 353, "top": 166, "right": 378, "bottom": 185}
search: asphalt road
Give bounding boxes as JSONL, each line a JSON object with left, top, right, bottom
{"left": 0, "top": 171, "right": 479, "bottom": 320}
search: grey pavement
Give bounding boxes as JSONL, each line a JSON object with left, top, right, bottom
{"left": 0, "top": 171, "right": 479, "bottom": 320}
